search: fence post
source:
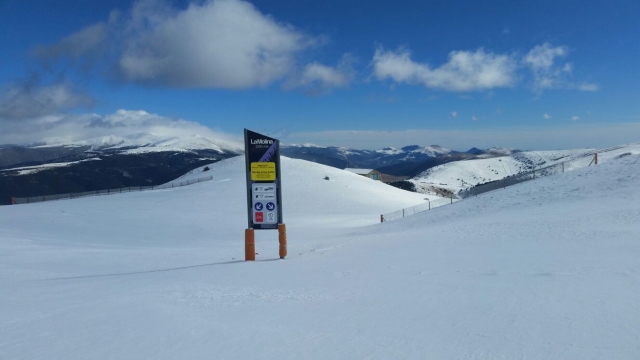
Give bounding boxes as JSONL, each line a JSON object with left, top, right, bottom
{"left": 428, "top": 200, "right": 430, "bottom": 210}
{"left": 562, "top": 162, "right": 564, "bottom": 173}
{"left": 403, "top": 209, "right": 405, "bottom": 217}
{"left": 11, "top": 197, "right": 15, "bottom": 205}
{"left": 595, "top": 153, "right": 598, "bottom": 165}
{"left": 278, "top": 223, "right": 287, "bottom": 259}
{"left": 245, "top": 228, "right": 255, "bottom": 261}
{"left": 450, "top": 193, "right": 453, "bottom": 204}
{"left": 380, "top": 214, "right": 383, "bottom": 223}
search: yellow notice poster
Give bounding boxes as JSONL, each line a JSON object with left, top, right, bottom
{"left": 251, "top": 162, "right": 276, "bottom": 181}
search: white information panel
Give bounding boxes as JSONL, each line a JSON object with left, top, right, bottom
{"left": 252, "top": 183, "right": 278, "bottom": 225}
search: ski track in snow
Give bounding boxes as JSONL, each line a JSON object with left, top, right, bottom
{"left": 1, "top": 150, "right": 640, "bottom": 359}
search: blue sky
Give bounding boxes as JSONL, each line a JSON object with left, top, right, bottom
{"left": 0, "top": 0, "right": 638, "bottom": 150}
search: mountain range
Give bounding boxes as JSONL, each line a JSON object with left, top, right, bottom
{"left": 0, "top": 135, "right": 520, "bottom": 205}
{"left": 280, "top": 144, "right": 520, "bottom": 176}
{"left": 0, "top": 137, "right": 240, "bottom": 205}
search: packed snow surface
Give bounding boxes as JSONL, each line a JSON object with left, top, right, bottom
{"left": 1, "top": 154, "right": 640, "bottom": 359}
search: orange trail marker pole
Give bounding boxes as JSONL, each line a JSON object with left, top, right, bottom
{"left": 278, "top": 224, "right": 287, "bottom": 259}
{"left": 245, "top": 229, "right": 255, "bottom": 261}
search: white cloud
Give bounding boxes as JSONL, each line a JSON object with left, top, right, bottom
{"left": 372, "top": 47, "right": 518, "bottom": 92}
{"left": 36, "top": 0, "right": 325, "bottom": 89}
{"left": 371, "top": 43, "right": 597, "bottom": 94}
{"left": 287, "top": 54, "right": 356, "bottom": 93}
{"left": 301, "top": 64, "right": 350, "bottom": 87}
{"left": 0, "top": 81, "right": 94, "bottom": 120}
{"left": 0, "top": 109, "right": 243, "bottom": 151}
{"left": 572, "top": 116, "right": 580, "bottom": 121}
{"left": 578, "top": 83, "right": 599, "bottom": 91}
{"left": 34, "top": 22, "right": 109, "bottom": 62}
{"left": 451, "top": 111, "right": 458, "bottom": 118}
{"left": 523, "top": 43, "right": 598, "bottom": 93}
{"left": 471, "top": 116, "right": 478, "bottom": 121}
{"left": 523, "top": 43, "right": 569, "bottom": 91}
{"left": 122, "top": 0, "right": 314, "bottom": 88}
{"left": 543, "top": 113, "right": 552, "bottom": 119}
{"left": 523, "top": 43, "right": 567, "bottom": 71}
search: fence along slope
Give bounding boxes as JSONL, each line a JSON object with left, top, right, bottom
{"left": 459, "top": 152, "right": 602, "bottom": 199}
{"left": 382, "top": 152, "right": 603, "bottom": 222}
{"left": 11, "top": 175, "right": 214, "bottom": 205}
{"left": 381, "top": 196, "right": 456, "bottom": 222}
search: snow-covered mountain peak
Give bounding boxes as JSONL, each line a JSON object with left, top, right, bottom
{"left": 34, "top": 132, "right": 243, "bottom": 155}
{"left": 409, "top": 145, "right": 452, "bottom": 156}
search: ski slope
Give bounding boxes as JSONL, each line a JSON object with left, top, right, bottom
{"left": 1, "top": 153, "right": 640, "bottom": 359}
{"left": 410, "top": 143, "right": 640, "bottom": 195}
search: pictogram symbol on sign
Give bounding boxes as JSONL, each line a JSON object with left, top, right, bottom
{"left": 267, "top": 212, "right": 275, "bottom": 221}
{"left": 266, "top": 202, "right": 275, "bottom": 211}
{"left": 254, "top": 202, "right": 263, "bottom": 211}
{"left": 255, "top": 212, "right": 263, "bottom": 222}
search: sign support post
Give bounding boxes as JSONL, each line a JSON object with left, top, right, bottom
{"left": 244, "top": 129, "right": 286, "bottom": 261}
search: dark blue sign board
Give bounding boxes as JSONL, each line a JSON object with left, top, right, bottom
{"left": 244, "top": 129, "right": 283, "bottom": 230}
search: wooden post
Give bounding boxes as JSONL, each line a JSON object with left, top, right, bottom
{"left": 10, "top": 197, "right": 15, "bottom": 205}
{"left": 595, "top": 153, "right": 598, "bottom": 165}
{"left": 380, "top": 214, "right": 383, "bottom": 223}
{"left": 245, "top": 229, "right": 255, "bottom": 261}
{"left": 278, "top": 224, "right": 287, "bottom": 259}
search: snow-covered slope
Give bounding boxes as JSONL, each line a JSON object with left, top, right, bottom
{"left": 410, "top": 143, "right": 640, "bottom": 195}
{"left": 172, "top": 156, "right": 429, "bottom": 227}
{"left": 1, "top": 153, "right": 639, "bottom": 359}
{"left": 0, "top": 157, "right": 102, "bottom": 175}
{"left": 28, "top": 110, "right": 245, "bottom": 154}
